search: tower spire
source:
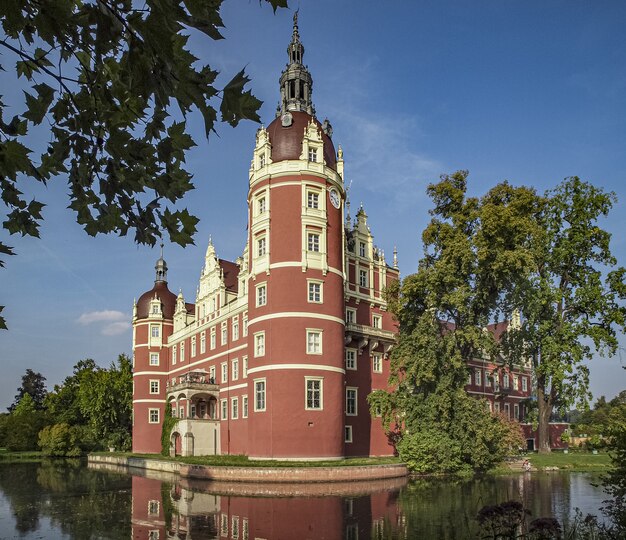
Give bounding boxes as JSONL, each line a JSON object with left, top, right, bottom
{"left": 277, "top": 10, "right": 314, "bottom": 117}
{"left": 154, "top": 241, "right": 168, "bottom": 283}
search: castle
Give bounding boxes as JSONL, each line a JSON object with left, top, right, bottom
{"left": 131, "top": 16, "right": 534, "bottom": 459}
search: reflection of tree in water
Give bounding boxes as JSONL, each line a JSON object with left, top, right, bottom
{"left": 0, "top": 460, "right": 132, "bottom": 539}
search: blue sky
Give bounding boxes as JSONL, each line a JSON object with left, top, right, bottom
{"left": 1, "top": 1, "right": 625, "bottom": 410}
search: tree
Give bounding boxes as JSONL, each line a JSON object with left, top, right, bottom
{"left": 503, "top": 178, "right": 626, "bottom": 453}
{"left": 0, "top": 0, "right": 287, "bottom": 328}
{"left": 4, "top": 393, "right": 48, "bottom": 450}
{"left": 9, "top": 368, "right": 47, "bottom": 411}
{"left": 369, "top": 171, "right": 537, "bottom": 473}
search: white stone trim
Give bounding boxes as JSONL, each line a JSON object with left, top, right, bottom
{"left": 133, "top": 371, "right": 167, "bottom": 377}
{"left": 247, "top": 364, "right": 345, "bottom": 375}
{"left": 133, "top": 399, "right": 165, "bottom": 404}
{"left": 220, "top": 383, "right": 248, "bottom": 393}
{"left": 266, "top": 261, "right": 343, "bottom": 278}
{"left": 248, "top": 312, "right": 345, "bottom": 327}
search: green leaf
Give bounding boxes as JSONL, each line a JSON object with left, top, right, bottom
{"left": 22, "top": 83, "right": 55, "bottom": 124}
{"left": 220, "top": 69, "right": 262, "bottom": 127}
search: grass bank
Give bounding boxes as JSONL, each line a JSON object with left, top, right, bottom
{"left": 92, "top": 452, "right": 402, "bottom": 468}
{"left": 0, "top": 449, "right": 45, "bottom": 462}
{"left": 528, "top": 451, "right": 613, "bottom": 472}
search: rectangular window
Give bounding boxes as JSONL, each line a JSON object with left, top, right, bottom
{"left": 220, "top": 514, "right": 228, "bottom": 537}
{"left": 485, "top": 372, "right": 492, "bottom": 387}
{"left": 221, "top": 362, "right": 228, "bottom": 384}
{"left": 514, "top": 403, "right": 520, "bottom": 420}
{"left": 232, "top": 318, "right": 239, "bottom": 341}
{"left": 242, "top": 396, "right": 249, "bottom": 418}
{"left": 243, "top": 356, "right": 248, "bottom": 378}
{"left": 504, "top": 403, "right": 511, "bottom": 418}
{"left": 179, "top": 406, "right": 185, "bottom": 419}
{"left": 257, "top": 196, "right": 266, "bottom": 214}
{"left": 494, "top": 373, "right": 500, "bottom": 392}
{"left": 200, "top": 332, "right": 206, "bottom": 354}
{"left": 359, "top": 242, "right": 366, "bottom": 257}
{"left": 231, "top": 397, "right": 239, "bottom": 420}
{"left": 372, "top": 314, "right": 382, "bottom": 329}
{"left": 307, "top": 191, "right": 319, "bottom": 209}
{"left": 243, "top": 312, "right": 248, "bottom": 337}
{"left": 359, "top": 269, "right": 368, "bottom": 287}
{"left": 148, "top": 500, "right": 160, "bottom": 515}
{"left": 494, "top": 402, "right": 501, "bottom": 413}
{"left": 148, "top": 409, "right": 160, "bottom": 423}
{"left": 242, "top": 518, "right": 249, "bottom": 540}
{"left": 209, "top": 366, "right": 216, "bottom": 384}
{"left": 346, "top": 388, "right": 358, "bottom": 416}
{"left": 345, "top": 349, "right": 357, "bottom": 370}
{"left": 257, "top": 236, "right": 266, "bottom": 257}
{"left": 191, "top": 336, "right": 196, "bottom": 357}
{"left": 254, "top": 332, "right": 265, "bottom": 357}
{"left": 149, "top": 353, "right": 159, "bottom": 366}
{"left": 221, "top": 322, "right": 228, "bottom": 346}
{"left": 151, "top": 325, "right": 160, "bottom": 338}
{"left": 475, "top": 369, "right": 482, "bottom": 386}
{"left": 513, "top": 376, "right": 519, "bottom": 391}
{"left": 307, "top": 232, "right": 320, "bottom": 252}
{"left": 259, "top": 153, "right": 266, "bottom": 168}
{"left": 221, "top": 399, "right": 228, "bottom": 420}
{"left": 172, "top": 344, "right": 177, "bottom": 364}
{"left": 308, "top": 148, "right": 317, "bottom": 162}
{"left": 180, "top": 341, "right": 185, "bottom": 362}
{"left": 306, "top": 330, "right": 322, "bottom": 354}
{"left": 306, "top": 378, "right": 323, "bottom": 410}
{"left": 256, "top": 284, "right": 267, "bottom": 307}
{"left": 522, "top": 377, "right": 528, "bottom": 392}
{"left": 345, "top": 308, "right": 356, "bottom": 324}
{"left": 372, "top": 353, "right": 382, "bottom": 373}
{"left": 504, "top": 374, "right": 510, "bottom": 389}
{"left": 232, "top": 358, "right": 239, "bottom": 381}
{"left": 254, "top": 379, "right": 266, "bottom": 411}
{"left": 149, "top": 380, "right": 159, "bottom": 394}
{"left": 308, "top": 281, "right": 322, "bottom": 303}
{"left": 210, "top": 327, "right": 216, "bottom": 349}
{"left": 345, "top": 425, "right": 353, "bottom": 443}
{"left": 232, "top": 516, "right": 239, "bottom": 540}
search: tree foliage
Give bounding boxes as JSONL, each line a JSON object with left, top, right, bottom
{"left": 0, "top": 0, "right": 287, "bottom": 327}
{"left": 502, "top": 178, "right": 626, "bottom": 452}
{"left": 9, "top": 368, "right": 47, "bottom": 412}
{"left": 370, "top": 171, "right": 535, "bottom": 473}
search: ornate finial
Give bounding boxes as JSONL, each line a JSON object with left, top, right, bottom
{"left": 393, "top": 246, "right": 398, "bottom": 269}
{"left": 155, "top": 243, "right": 168, "bottom": 282}
{"left": 293, "top": 10, "right": 299, "bottom": 35}
{"left": 337, "top": 145, "right": 343, "bottom": 160}
{"left": 208, "top": 234, "right": 213, "bottom": 246}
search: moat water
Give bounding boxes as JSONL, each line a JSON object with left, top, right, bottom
{"left": 0, "top": 460, "right": 610, "bottom": 539}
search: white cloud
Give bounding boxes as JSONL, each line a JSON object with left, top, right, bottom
{"left": 101, "top": 321, "right": 131, "bottom": 336}
{"left": 77, "top": 310, "right": 127, "bottom": 325}
{"left": 77, "top": 310, "right": 130, "bottom": 335}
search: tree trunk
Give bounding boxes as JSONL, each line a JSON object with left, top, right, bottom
{"left": 536, "top": 381, "right": 552, "bottom": 454}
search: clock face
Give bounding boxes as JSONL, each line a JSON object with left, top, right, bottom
{"left": 329, "top": 188, "right": 341, "bottom": 209}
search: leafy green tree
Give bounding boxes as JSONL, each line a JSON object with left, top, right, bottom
{"left": 4, "top": 394, "right": 48, "bottom": 450}
{"left": 503, "top": 178, "right": 626, "bottom": 453}
{"left": 38, "top": 423, "right": 82, "bottom": 456}
{"left": 0, "top": 0, "right": 287, "bottom": 328}
{"left": 9, "top": 368, "right": 47, "bottom": 411}
{"left": 77, "top": 354, "right": 133, "bottom": 450}
{"left": 370, "top": 171, "right": 537, "bottom": 473}
{"left": 44, "top": 359, "right": 98, "bottom": 425}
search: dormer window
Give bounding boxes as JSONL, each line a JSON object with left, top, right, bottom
{"left": 308, "top": 148, "right": 317, "bottom": 162}
{"left": 259, "top": 153, "right": 266, "bottom": 168}
{"left": 359, "top": 242, "right": 366, "bottom": 257}
{"left": 151, "top": 304, "right": 159, "bottom": 315}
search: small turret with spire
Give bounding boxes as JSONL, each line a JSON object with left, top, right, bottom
{"left": 277, "top": 10, "right": 315, "bottom": 117}
{"left": 154, "top": 242, "right": 168, "bottom": 283}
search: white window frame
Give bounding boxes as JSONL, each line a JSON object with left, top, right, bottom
{"left": 485, "top": 372, "right": 492, "bottom": 387}
{"left": 232, "top": 317, "right": 239, "bottom": 341}
{"left": 513, "top": 376, "right": 519, "bottom": 391}
{"left": 180, "top": 341, "right": 185, "bottom": 362}
{"left": 150, "top": 325, "right": 160, "bottom": 338}
{"left": 522, "top": 377, "right": 528, "bottom": 392}
{"left": 345, "top": 348, "right": 357, "bottom": 371}
{"left": 221, "top": 362, "right": 228, "bottom": 384}
{"left": 242, "top": 356, "right": 248, "bottom": 378}
{"left": 308, "top": 147, "right": 317, "bottom": 162}
{"left": 504, "top": 373, "right": 510, "bottom": 389}
{"left": 345, "top": 425, "right": 353, "bottom": 443}
{"left": 191, "top": 336, "right": 196, "bottom": 357}
{"left": 475, "top": 369, "right": 482, "bottom": 386}
{"left": 221, "top": 399, "right": 228, "bottom": 420}
{"left": 242, "top": 395, "right": 249, "bottom": 418}
{"left": 257, "top": 194, "right": 266, "bottom": 215}
{"left": 172, "top": 344, "right": 177, "bottom": 364}
{"left": 307, "top": 232, "right": 320, "bottom": 252}
{"left": 307, "top": 280, "right": 323, "bottom": 303}
{"left": 514, "top": 403, "right": 520, "bottom": 420}
{"left": 307, "top": 190, "right": 320, "bottom": 209}
{"left": 232, "top": 358, "right": 239, "bottom": 381}
{"left": 359, "top": 269, "right": 368, "bottom": 288}
{"left": 148, "top": 408, "right": 160, "bottom": 424}
{"left": 305, "top": 377, "right": 323, "bottom": 411}
{"left": 254, "top": 332, "right": 265, "bottom": 357}
{"left": 243, "top": 312, "right": 248, "bottom": 337}
{"left": 346, "top": 387, "right": 358, "bottom": 416}
{"left": 257, "top": 235, "right": 267, "bottom": 257}
{"left": 200, "top": 331, "right": 206, "bottom": 354}
{"left": 149, "top": 380, "right": 159, "bottom": 394}
{"left": 306, "top": 329, "right": 322, "bottom": 355}
{"left": 209, "top": 366, "right": 216, "bottom": 384}
{"left": 256, "top": 283, "right": 267, "bottom": 307}
{"left": 231, "top": 397, "right": 239, "bottom": 420}
{"left": 345, "top": 308, "right": 356, "bottom": 324}
{"left": 210, "top": 327, "right": 216, "bottom": 349}
{"left": 254, "top": 379, "right": 266, "bottom": 412}
{"left": 359, "top": 242, "right": 366, "bottom": 257}
{"left": 372, "top": 314, "right": 382, "bottom": 329}
{"left": 372, "top": 353, "right": 382, "bottom": 374}
{"left": 149, "top": 353, "right": 159, "bottom": 366}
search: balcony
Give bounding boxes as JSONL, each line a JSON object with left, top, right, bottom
{"left": 166, "top": 370, "right": 219, "bottom": 400}
{"left": 345, "top": 323, "right": 395, "bottom": 342}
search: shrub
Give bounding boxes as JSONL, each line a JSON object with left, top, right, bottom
{"left": 38, "top": 423, "right": 82, "bottom": 457}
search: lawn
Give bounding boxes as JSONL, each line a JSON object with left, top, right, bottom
{"left": 528, "top": 451, "right": 613, "bottom": 472}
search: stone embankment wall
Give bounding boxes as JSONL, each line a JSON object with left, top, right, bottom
{"left": 88, "top": 455, "right": 408, "bottom": 484}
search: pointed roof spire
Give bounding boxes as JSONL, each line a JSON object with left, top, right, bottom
{"left": 393, "top": 246, "right": 398, "bottom": 269}
{"left": 277, "top": 10, "right": 314, "bottom": 117}
{"left": 154, "top": 241, "right": 168, "bottom": 283}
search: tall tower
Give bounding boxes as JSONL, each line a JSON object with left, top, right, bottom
{"left": 132, "top": 247, "right": 176, "bottom": 454}
{"left": 246, "top": 13, "right": 346, "bottom": 459}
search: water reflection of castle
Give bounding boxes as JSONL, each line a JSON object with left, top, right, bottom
{"left": 131, "top": 472, "right": 407, "bottom": 540}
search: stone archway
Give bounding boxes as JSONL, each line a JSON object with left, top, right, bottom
{"left": 171, "top": 431, "right": 182, "bottom": 456}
